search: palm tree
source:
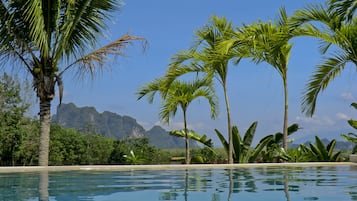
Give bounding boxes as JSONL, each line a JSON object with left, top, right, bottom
{"left": 165, "top": 16, "right": 238, "bottom": 163}
{"left": 237, "top": 8, "right": 294, "bottom": 150}
{"left": 0, "top": 0, "right": 143, "bottom": 166}
{"left": 137, "top": 78, "right": 218, "bottom": 164}
{"left": 289, "top": 1, "right": 357, "bottom": 116}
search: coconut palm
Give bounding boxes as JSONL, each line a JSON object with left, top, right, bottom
{"left": 289, "top": 1, "right": 357, "bottom": 116}
{"left": 137, "top": 78, "right": 218, "bottom": 164}
{"left": 0, "top": 0, "right": 143, "bottom": 166}
{"left": 237, "top": 8, "right": 294, "bottom": 150}
{"left": 165, "top": 16, "right": 239, "bottom": 164}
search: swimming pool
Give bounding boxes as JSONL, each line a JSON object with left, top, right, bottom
{"left": 0, "top": 164, "right": 356, "bottom": 201}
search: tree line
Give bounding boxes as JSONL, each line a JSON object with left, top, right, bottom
{"left": 0, "top": 73, "right": 355, "bottom": 166}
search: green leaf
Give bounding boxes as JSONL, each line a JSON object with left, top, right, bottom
{"left": 326, "top": 139, "right": 336, "bottom": 159}
{"left": 215, "top": 129, "right": 229, "bottom": 156}
{"left": 315, "top": 136, "right": 328, "bottom": 160}
{"left": 232, "top": 126, "right": 241, "bottom": 162}
{"left": 250, "top": 136, "right": 271, "bottom": 162}
{"left": 287, "top": 123, "right": 300, "bottom": 135}
{"left": 351, "top": 102, "right": 357, "bottom": 110}
{"left": 243, "top": 121, "right": 258, "bottom": 148}
{"left": 348, "top": 119, "right": 357, "bottom": 130}
{"left": 309, "top": 142, "right": 321, "bottom": 160}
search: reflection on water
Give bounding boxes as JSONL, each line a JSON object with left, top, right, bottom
{"left": 39, "top": 171, "right": 49, "bottom": 201}
{"left": 0, "top": 165, "right": 355, "bottom": 201}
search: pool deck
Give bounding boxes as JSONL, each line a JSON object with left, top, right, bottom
{"left": 0, "top": 162, "right": 355, "bottom": 173}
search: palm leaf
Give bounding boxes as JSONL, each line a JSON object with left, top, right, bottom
{"left": 302, "top": 53, "right": 349, "bottom": 116}
{"left": 23, "top": 0, "right": 48, "bottom": 56}
{"left": 329, "top": 0, "right": 357, "bottom": 22}
{"left": 61, "top": 35, "right": 145, "bottom": 78}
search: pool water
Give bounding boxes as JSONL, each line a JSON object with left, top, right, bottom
{"left": 0, "top": 165, "right": 356, "bottom": 201}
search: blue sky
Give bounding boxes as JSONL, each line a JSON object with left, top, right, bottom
{"left": 47, "top": 0, "right": 357, "bottom": 146}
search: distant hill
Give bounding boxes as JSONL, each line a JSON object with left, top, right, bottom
{"left": 51, "top": 103, "right": 198, "bottom": 149}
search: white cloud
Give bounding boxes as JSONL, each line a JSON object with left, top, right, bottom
{"left": 336, "top": 112, "right": 349, "bottom": 120}
{"left": 340, "top": 92, "right": 354, "bottom": 101}
{"left": 295, "top": 115, "right": 335, "bottom": 127}
{"left": 154, "top": 120, "right": 211, "bottom": 132}
{"left": 137, "top": 121, "right": 153, "bottom": 130}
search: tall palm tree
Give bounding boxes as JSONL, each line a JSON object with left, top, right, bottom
{"left": 290, "top": 1, "right": 357, "bottom": 116}
{"left": 137, "top": 78, "right": 218, "bottom": 164}
{"left": 0, "top": 0, "right": 143, "bottom": 166}
{"left": 237, "top": 8, "right": 294, "bottom": 150}
{"left": 165, "top": 16, "right": 239, "bottom": 164}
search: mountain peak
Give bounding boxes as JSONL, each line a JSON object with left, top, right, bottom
{"left": 52, "top": 102, "right": 197, "bottom": 149}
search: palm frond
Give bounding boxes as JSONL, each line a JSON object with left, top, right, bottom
{"left": 23, "top": 0, "right": 49, "bottom": 56}
{"left": 54, "top": 0, "right": 121, "bottom": 60}
{"left": 302, "top": 52, "right": 349, "bottom": 116}
{"left": 329, "top": 0, "right": 357, "bottom": 22}
{"left": 136, "top": 77, "right": 165, "bottom": 102}
{"left": 61, "top": 34, "right": 145, "bottom": 79}
{"left": 290, "top": 4, "right": 332, "bottom": 29}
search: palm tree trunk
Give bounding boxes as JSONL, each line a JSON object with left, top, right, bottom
{"left": 283, "top": 77, "right": 288, "bottom": 151}
{"left": 39, "top": 99, "right": 51, "bottom": 166}
{"left": 223, "top": 82, "right": 233, "bottom": 164}
{"left": 183, "top": 109, "right": 190, "bottom": 164}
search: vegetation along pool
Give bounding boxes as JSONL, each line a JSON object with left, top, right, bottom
{"left": 0, "top": 165, "right": 356, "bottom": 201}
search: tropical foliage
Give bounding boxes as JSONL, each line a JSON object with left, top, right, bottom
{"left": 259, "top": 124, "right": 300, "bottom": 162}
{"left": 0, "top": 73, "right": 32, "bottom": 165}
{"left": 215, "top": 122, "right": 270, "bottom": 163}
{"left": 165, "top": 16, "right": 239, "bottom": 164}
{"left": 341, "top": 102, "right": 357, "bottom": 154}
{"left": 137, "top": 76, "right": 218, "bottom": 164}
{"left": 289, "top": 0, "right": 357, "bottom": 116}
{"left": 0, "top": 0, "right": 143, "bottom": 166}
{"left": 169, "top": 130, "right": 214, "bottom": 150}
{"left": 3, "top": 0, "right": 357, "bottom": 166}
{"left": 299, "top": 136, "right": 342, "bottom": 162}
{"left": 235, "top": 8, "right": 295, "bottom": 150}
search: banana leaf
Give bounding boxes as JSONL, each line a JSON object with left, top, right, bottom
{"left": 215, "top": 129, "right": 229, "bottom": 155}
{"left": 348, "top": 119, "right": 357, "bottom": 130}
{"left": 315, "top": 136, "right": 328, "bottom": 160}
{"left": 243, "top": 121, "right": 258, "bottom": 148}
{"left": 232, "top": 126, "right": 241, "bottom": 162}
{"left": 170, "top": 130, "right": 215, "bottom": 154}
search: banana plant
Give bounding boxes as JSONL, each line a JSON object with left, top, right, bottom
{"left": 259, "top": 124, "right": 300, "bottom": 162}
{"left": 215, "top": 121, "right": 269, "bottom": 163}
{"left": 341, "top": 103, "right": 357, "bottom": 154}
{"left": 169, "top": 130, "right": 215, "bottom": 153}
{"left": 169, "top": 130, "right": 216, "bottom": 163}
{"left": 341, "top": 133, "right": 357, "bottom": 154}
{"left": 299, "top": 136, "right": 341, "bottom": 162}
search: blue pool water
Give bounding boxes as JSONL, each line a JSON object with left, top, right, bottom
{"left": 0, "top": 165, "right": 356, "bottom": 201}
